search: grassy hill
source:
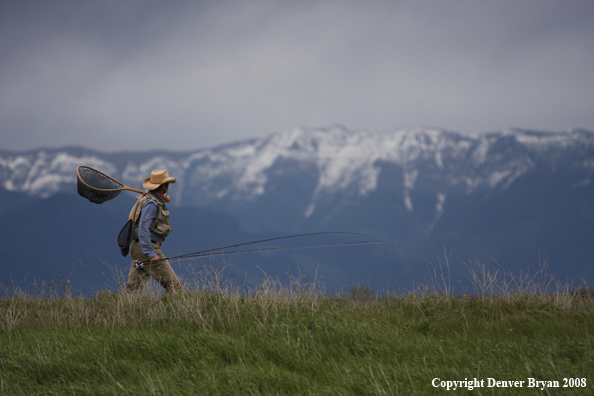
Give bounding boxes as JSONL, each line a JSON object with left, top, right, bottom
{"left": 1, "top": 260, "right": 593, "bottom": 395}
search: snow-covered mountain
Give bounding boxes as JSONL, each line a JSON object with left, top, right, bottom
{"left": 2, "top": 126, "right": 593, "bottom": 212}
{"left": 1, "top": 126, "right": 593, "bottom": 291}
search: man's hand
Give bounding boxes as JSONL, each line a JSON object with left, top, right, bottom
{"left": 150, "top": 255, "right": 161, "bottom": 264}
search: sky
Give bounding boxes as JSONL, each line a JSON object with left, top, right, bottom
{"left": 1, "top": 0, "right": 593, "bottom": 152}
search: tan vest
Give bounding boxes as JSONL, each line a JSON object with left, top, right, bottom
{"left": 129, "top": 193, "right": 171, "bottom": 238}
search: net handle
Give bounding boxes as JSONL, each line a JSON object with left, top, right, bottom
{"left": 77, "top": 166, "right": 145, "bottom": 194}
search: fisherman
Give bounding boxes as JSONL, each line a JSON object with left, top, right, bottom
{"left": 125, "top": 169, "right": 182, "bottom": 294}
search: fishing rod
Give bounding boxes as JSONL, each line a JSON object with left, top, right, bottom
{"left": 169, "top": 232, "right": 379, "bottom": 261}
{"left": 134, "top": 232, "right": 395, "bottom": 268}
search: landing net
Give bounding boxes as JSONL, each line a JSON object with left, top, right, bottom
{"left": 77, "top": 166, "right": 124, "bottom": 204}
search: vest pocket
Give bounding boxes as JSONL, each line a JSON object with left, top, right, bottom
{"left": 154, "top": 222, "right": 171, "bottom": 237}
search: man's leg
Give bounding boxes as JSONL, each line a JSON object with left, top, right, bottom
{"left": 146, "top": 242, "right": 182, "bottom": 294}
{"left": 125, "top": 241, "right": 151, "bottom": 293}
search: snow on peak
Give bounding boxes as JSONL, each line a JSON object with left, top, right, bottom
{"left": 0, "top": 151, "right": 116, "bottom": 197}
{"left": 0, "top": 128, "right": 592, "bottom": 210}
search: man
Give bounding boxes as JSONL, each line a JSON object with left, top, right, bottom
{"left": 125, "top": 169, "right": 182, "bottom": 294}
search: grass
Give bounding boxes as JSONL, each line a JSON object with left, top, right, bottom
{"left": 0, "top": 257, "right": 593, "bottom": 395}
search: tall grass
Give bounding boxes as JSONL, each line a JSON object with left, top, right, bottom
{"left": 1, "top": 254, "right": 593, "bottom": 395}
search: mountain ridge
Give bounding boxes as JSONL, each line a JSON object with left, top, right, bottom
{"left": 2, "top": 127, "right": 592, "bottom": 204}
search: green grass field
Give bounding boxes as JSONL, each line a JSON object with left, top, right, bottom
{"left": 1, "top": 260, "right": 593, "bottom": 395}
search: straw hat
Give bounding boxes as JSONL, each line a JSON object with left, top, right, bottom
{"left": 142, "top": 169, "right": 177, "bottom": 190}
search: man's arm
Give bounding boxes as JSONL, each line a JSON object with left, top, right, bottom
{"left": 138, "top": 201, "right": 159, "bottom": 260}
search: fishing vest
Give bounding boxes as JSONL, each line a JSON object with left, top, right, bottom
{"left": 130, "top": 193, "right": 171, "bottom": 238}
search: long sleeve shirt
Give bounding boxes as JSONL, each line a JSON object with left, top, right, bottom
{"left": 133, "top": 194, "right": 166, "bottom": 259}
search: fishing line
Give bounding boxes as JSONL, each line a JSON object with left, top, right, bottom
{"left": 169, "top": 231, "right": 379, "bottom": 261}
{"left": 173, "top": 239, "right": 386, "bottom": 261}
{"left": 134, "top": 232, "right": 395, "bottom": 267}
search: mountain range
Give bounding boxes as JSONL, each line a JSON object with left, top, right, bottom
{"left": 1, "top": 126, "right": 593, "bottom": 293}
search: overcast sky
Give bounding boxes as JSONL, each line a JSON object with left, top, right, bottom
{"left": 1, "top": 0, "right": 593, "bottom": 152}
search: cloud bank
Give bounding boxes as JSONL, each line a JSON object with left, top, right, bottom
{"left": 1, "top": 0, "right": 593, "bottom": 151}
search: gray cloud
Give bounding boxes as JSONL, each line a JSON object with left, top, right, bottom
{"left": 1, "top": 0, "right": 593, "bottom": 152}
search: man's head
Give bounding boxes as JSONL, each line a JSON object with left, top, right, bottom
{"left": 142, "top": 169, "right": 176, "bottom": 191}
{"left": 153, "top": 183, "right": 169, "bottom": 194}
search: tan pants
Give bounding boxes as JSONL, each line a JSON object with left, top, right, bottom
{"left": 125, "top": 240, "right": 181, "bottom": 294}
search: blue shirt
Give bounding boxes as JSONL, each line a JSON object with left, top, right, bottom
{"left": 133, "top": 193, "right": 166, "bottom": 259}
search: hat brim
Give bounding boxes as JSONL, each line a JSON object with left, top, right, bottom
{"left": 142, "top": 176, "right": 176, "bottom": 190}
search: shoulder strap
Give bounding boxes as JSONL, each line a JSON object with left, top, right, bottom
{"left": 130, "top": 193, "right": 152, "bottom": 222}
{"left": 129, "top": 198, "right": 143, "bottom": 220}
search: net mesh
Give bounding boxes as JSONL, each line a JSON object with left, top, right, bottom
{"left": 77, "top": 166, "right": 124, "bottom": 204}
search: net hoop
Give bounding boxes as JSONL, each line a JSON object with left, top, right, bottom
{"left": 77, "top": 166, "right": 144, "bottom": 194}
{"left": 77, "top": 166, "right": 144, "bottom": 204}
{"left": 77, "top": 166, "right": 125, "bottom": 192}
